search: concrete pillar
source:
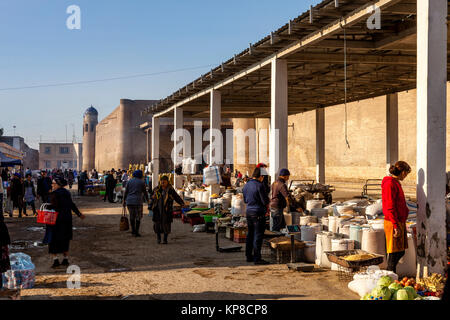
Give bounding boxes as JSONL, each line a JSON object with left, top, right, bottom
{"left": 151, "top": 117, "right": 160, "bottom": 190}
{"left": 316, "top": 108, "right": 325, "bottom": 184}
{"left": 416, "top": 0, "right": 447, "bottom": 276}
{"left": 269, "top": 59, "right": 288, "bottom": 182}
{"left": 386, "top": 93, "right": 399, "bottom": 173}
{"left": 210, "top": 90, "right": 222, "bottom": 165}
{"left": 210, "top": 90, "right": 222, "bottom": 195}
{"left": 174, "top": 108, "right": 184, "bottom": 189}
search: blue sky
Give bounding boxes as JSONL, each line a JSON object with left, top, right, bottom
{"left": 0, "top": 0, "right": 318, "bottom": 149}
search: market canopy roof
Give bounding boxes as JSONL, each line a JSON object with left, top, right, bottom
{"left": 0, "top": 152, "right": 22, "bottom": 167}
{"left": 143, "top": 0, "right": 450, "bottom": 119}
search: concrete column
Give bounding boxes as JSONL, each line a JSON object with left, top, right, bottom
{"left": 386, "top": 93, "right": 399, "bottom": 173}
{"left": 174, "top": 108, "right": 184, "bottom": 189}
{"left": 316, "top": 108, "right": 325, "bottom": 184}
{"left": 269, "top": 59, "right": 288, "bottom": 182}
{"left": 146, "top": 129, "right": 150, "bottom": 164}
{"left": 210, "top": 90, "right": 222, "bottom": 195}
{"left": 210, "top": 90, "right": 222, "bottom": 165}
{"left": 151, "top": 117, "right": 160, "bottom": 190}
{"left": 416, "top": 0, "right": 447, "bottom": 276}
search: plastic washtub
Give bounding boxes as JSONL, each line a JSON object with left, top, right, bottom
{"left": 203, "top": 215, "right": 220, "bottom": 223}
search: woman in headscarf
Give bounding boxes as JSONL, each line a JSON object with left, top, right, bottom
{"left": 148, "top": 176, "right": 186, "bottom": 244}
{"left": 43, "top": 177, "right": 85, "bottom": 268}
{"left": 382, "top": 161, "right": 411, "bottom": 273}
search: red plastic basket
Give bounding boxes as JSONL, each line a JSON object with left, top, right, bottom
{"left": 37, "top": 205, "right": 59, "bottom": 226}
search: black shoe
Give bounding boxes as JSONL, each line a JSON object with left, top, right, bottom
{"left": 61, "top": 259, "right": 69, "bottom": 266}
{"left": 51, "top": 259, "right": 60, "bottom": 268}
{"left": 254, "top": 259, "right": 270, "bottom": 265}
{"left": 162, "top": 240, "right": 168, "bottom": 244}
{"left": 135, "top": 233, "right": 141, "bottom": 237}
{"left": 246, "top": 257, "right": 254, "bottom": 263}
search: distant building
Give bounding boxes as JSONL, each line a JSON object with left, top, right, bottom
{"left": 82, "top": 106, "right": 98, "bottom": 171}
{"left": 39, "top": 142, "right": 82, "bottom": 171}
{"left": 0, "top": 136, "right": 39, "bottom": 169}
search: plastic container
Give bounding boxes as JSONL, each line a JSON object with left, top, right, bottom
{"left": 301, "top": 225, "right": 320, "bottom": 242}
{"left": 306, "top": 200, "right": 324, "bottom": 212}
{"left": 311, "top": 208, "right": 328, "bottom": 219}
{"left": 304, "top": 241, "right": 316, "bottom": 263}
{"left": 328, "top": 216, "right": 338, "bottom": 233}
{"left": 361, "top": 228, "right": 386, "bottom": 269}
{"left": 300, "top": 215, "right": 318, "bottom": 226}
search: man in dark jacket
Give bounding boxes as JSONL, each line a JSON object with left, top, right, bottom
{"left": 269, "top": 168, "right": 293, "bottom": 232}
{"left": 105, "top": 171, "right": 117, "bottom": 203}
{"left": 243, "top": 167, "right": 270, "bottom": 265}
{"left": 37, "top": 171, "right": 52, "bottom": 203}
{"left": 10, "top": 174, "right": 25, "bottom": 218}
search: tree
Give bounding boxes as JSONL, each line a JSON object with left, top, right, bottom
{"left": 0, "top": 128, "right": 3, "bottom": 137}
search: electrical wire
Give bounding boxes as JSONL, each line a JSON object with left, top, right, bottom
{"left": 343, "top": 24, "right": 350, "bottom": 150}
{"left": 0, "top": 64, "right": 216, "bottom": 92}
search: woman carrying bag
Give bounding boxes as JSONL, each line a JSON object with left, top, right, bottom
{"left": 43, "top": 178, "right": 85, "bottom": 268}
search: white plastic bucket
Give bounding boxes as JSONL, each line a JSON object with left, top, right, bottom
{"left": 304, "top": 241, "right": 316, "bottom": 263}
{"left": 306, "top": 200, "right": 324, "bottom": 212}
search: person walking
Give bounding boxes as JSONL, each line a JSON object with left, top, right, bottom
{"left": 122, "top": 170, "right": 149, "bottom": 237}
{"left": 43, "top": 177, "right": 85, "bottom": 268}
{"left": 148, "top": 176, "right": 186, "bottom": 244}
{"left": 105, "top": 170, "right": 117, "bottom": 203}
{"left": 243, "top": 167, "right": 270, "bottom": 265}
{"left": 23, "top": 174, "right": 37, "bottom": 216}
{"left": 10, "top": 173, "right": 25, "bottom": 218}
{"left": 382, "top": 161, "right": 411, "bottom": 274}
{"left": 269, "top": 168, "right": 292, "bottom": 232}
{"left": 77, "top": 171, "right": 88, "bottom": 196}
{"left": 67, "top": 170, "right": 74, "bottom": 189}
{"left": 121, "top": 170, "right": 129, "bottom": 189}
{"left": 37, "top": 171, "right": 52, "bottom": 204}
{"left": 0, "top": 175, "right": 4, "bottom": 218}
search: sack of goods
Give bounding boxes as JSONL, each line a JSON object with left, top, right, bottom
{"left": 306, "top": 200, "right": 324, "bottom": 212}
{"left": 203, "top": 166, "right": 222, "bottom": 186}
{"left": 2, "top": 253, "right": 35, "bottom": 289}
{"left": 365, "top": 200, "right": 383, "bottom": 219}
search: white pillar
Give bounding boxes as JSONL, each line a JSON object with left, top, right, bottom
{"left": 416, "top": 0, "right": 447, "bottom": 276}
{"left": 269, "top": 59, "right": 288, "bottom": 182}
{"left": 386, "top": 93, "right": 399, "bottom": 173}
{"left": 151, "top": 117, "right": 160, "bottom": 190}
{"left": 210, "top": 90, "right": 222, "bottom": 165}
{"left": 316, "top": 108, "right": 325, "bottom": 184}
{"left": 210, "top": 90, "right": 222, "bottom": 195}
{"left": 173, "top": 108, "right": 184, "bottom": 189}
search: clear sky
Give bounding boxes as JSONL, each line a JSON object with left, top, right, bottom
{"left": 0, "top": 0, "right": 318, "bottom": 149}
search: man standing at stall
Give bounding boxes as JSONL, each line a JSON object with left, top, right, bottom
{"left": 269, "top": 168, "right": 292, "bottom": 232}
{"left": 243, "top": 167, "right": 270, "bottom": 265}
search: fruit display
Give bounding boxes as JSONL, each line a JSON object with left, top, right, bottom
{"left": 416, "top": 273, "right": 446, "bottom": 293}
{"left": 361, "top": 275, "right": 423, "bottom": 300}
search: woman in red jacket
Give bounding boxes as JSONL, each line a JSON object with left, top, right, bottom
{"left": 382, "top": 161, "right": 411, "bottom": 273}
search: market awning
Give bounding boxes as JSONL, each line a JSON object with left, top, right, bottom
{"left": 0, "top": 151, "right": 23, "bottom": 167}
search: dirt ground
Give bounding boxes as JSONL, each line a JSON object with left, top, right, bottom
{"left": 2, "top": 190, "right": 359, "bottom": 300}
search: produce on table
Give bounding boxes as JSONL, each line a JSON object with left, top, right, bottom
{"left": 377, "top": 275, "right": 393, "bottom": 288}
{"left": 417, "top": 273, "right": 446, "bottom": 293}
{"left": 393, "top": 289, "right": 410, "bottom": 300}
{"left": 388, "top": 282, "right": 403, "bottom": 296}
{"left": 343, "top": 253, "right": 377, "bottom": 261}
{"left": 403, "top": 286, "right": 418, "bottom": 300}
{"left": 361, "top": 293, "right": 371, "bottom": 300}
{"left": 369, "top": 286, "right": 392, "bottom": 300}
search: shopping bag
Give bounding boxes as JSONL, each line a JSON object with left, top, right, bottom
{"left": 36, "top": 203, "right": 59, "bottom": 226}
{"left": 120, "top": 207, "right": 129, "bottom": 231}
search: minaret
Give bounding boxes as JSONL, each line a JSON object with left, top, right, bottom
{"left": 82, "top": 105, "right": 98, "bottom": 171}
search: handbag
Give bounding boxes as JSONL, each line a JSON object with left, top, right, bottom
{"left": 37, "top": 203, "right": 59, "bottom": 226}
{"left": 120, "top": 207, "right": 129, "bottom": 231}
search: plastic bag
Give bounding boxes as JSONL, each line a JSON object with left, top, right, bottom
{"left": 9, "top": 253, "right": 35, "bottom": 270}
{"left": 365, "top": 201, "right": 383, "bottom": 219}
{"left": 203, "top": 166, "right": 222, "bottom": 185}
{"left": 193, "top": 224, "right": 206, "bottom": 233}
{"left": 2, "top": 253, "right": 35, "bottom": 289}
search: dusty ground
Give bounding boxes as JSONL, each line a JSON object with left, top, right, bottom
{"left": 2, "top": 189, "right": 359, "bottom": 300}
